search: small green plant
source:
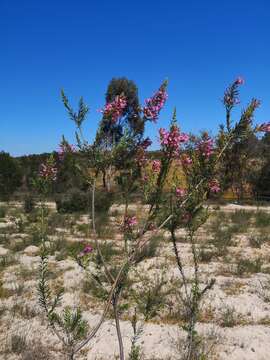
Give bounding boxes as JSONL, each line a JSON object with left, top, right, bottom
{"left": 211, "top": 227, "right": 234, "bottom": 256}
{"left": 236, "top": 258, "right": 262, "bottom": 276}
{"left": 219, "top": 305, "right": 238, "bottom": 327}
{"left": 248, "top": 233, "right": 267, "bottom": 248}
{"left": 133, "top": 273, "right": 169, "bottom": 321}
{"left": 21, "top": 342, "right": 50, "bottom": 360}
{"left": 230, "top": 210, "right": 252, "bottom": 230}
{"left": 129, "top": 308, "right": 144, "bottom": 360}
{"left": 10, "top": 333, "right": 27, "bottom": 354}
{"left": 198, "top": 246, "right": 215, "bottom": 263}
{"left": 255, "top": 211, "right": 270, "bottom": 228}
{"left": 38, "top": 253, "right": 88, "bottom": 359}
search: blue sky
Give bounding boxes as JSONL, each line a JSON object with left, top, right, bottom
{"left": 1, "top": 0, "right": 270, "bottom": 156}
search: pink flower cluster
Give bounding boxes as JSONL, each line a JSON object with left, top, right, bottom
{"left": 175, "top": 188, "right": 186, "bottom": 198}
{"left": 181, "top": 154, "right": 192, "bottom": 166}
{"left": 141, "top": 137, "right": 152, "bottom": 149}
{"left": 209, "top": 179, "right": 221, "bottom": 193}
{"left": 101, "top": 95, "right": 127, "bottom": 124}
{"left": 39, "top": 161, "right": 57, "bottom": 182}
{"left": 58, "top": 142, "right": 76, "bottom": 161}
{"left": 159, "top": 126, "right": 189, "bottom": 157}
{"left": 152, "top": 160, "right": 161, "bottom": 173}
{"left": 136, "top": 147, "right": 147, "bottom": 167}
{"left": 136, "top": 138, "right": 152, "bottom": 167}
{"left": 78, "top": 244, "right": 93, "bottom": 258}
{"left": 258, "top": 122, "right": 270, "bottom": 133}
{"left": 197, "top": 136, "right": 214, "bottom": 158}
{"left": 143, "top": 85, "right": 168, "bottom": 122}
{"left": 235, "top": 77, "right": 244, "bottom": 85}
{"left": 124, "top": 216, "right": 138, "bottom": 231}
{"left": 223, "top": 77, "right": 244, "bottom": 108}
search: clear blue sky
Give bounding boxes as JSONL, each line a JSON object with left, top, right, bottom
{"left": 1, "top": 0, "right": 270, "bottom": 156}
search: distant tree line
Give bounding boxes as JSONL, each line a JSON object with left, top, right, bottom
{"left": 1, "top": 77, "right": 270, "bottom": 203}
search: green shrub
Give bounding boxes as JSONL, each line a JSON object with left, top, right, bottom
{"left": 211, "top": 227, "right": 234, "bottom": 256}
{"left": 95, "top": 190, "right": 115, "bottom": 213}
{"left": 230, "top": 210, "right": 252, "bottom": 232}
{"left": 56, "top": 189, "right": 89, "bottom": 213}
{"left": 10, "top": 333, "right": 27, "bottom": 354}
{"left": 220, "top": 306, "right": 238, "bottom": 327}
{"left": 255, "top": 211, "right": 270, "bottom": 228}
{"left": 135, "top": 235, "right": 162, "bottom": 263}
{"left": 0, "top": 206, "right": 6, "bottom": 218}
{"left": 236, "top": 258, "right": 262, "bottom": 275}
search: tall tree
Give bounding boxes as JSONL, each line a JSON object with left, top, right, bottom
{"left": 96, "top": 77, "right": 144, "bottom": 147}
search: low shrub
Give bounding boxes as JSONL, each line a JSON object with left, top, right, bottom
{"left": 255, "top": 211, "right": 270, "bottom": 228}
{"left": 55, "top": 189, "right": 89, "bottom": 213}
{"left": 236, "top": 258, "right": 262, "bottom": 276}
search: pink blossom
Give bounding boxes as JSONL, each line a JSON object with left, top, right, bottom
{"left": 223, "top": 77, "right": 244, "bottom": 108}
{"left": 141, "top": 137, "right": 152, "bottom": 149}
{"left": 136, "top": 147, "right": 148, "bottom": 167}
{"left": 152, "top": 160, "right": 161, "bottom": 173}
{"left": 257, "top": 122, "right": 270, "bottom": 133}
{"left": 209, "top": 179, "right": 221, "bottom": 193}
{"left": 143, "top": 83, "right": 168, "bottom": 122}
{"left": 78, "top": 244, "right": 93, "bottom": 257}
{"left": 39, "top": 159, "right": 57, "bottom": 182}
{"left": 58, "top": 142, "right": 76, "bottom": 161}
{"left": 181, "top": 154, "right": 192, "bottom": 166}
{"left": 124, "top": 216, "right": 138, "bottom": 231}
{"left": 235, "top": 77, "right": 244, "bottom": 85}
{"left": 159, "top": 126, "right": 189, "bottom": 157}
{"left": 142, "top": 174, "right": 149, "bottom": 182}
{"left": 175, "top": 188, "right": 186, "bottom": 197}
{"left": 101, "top": 95, "right": 127, "bottom": 124}
{"left": 197, "top": 136, "right": 214, "bottom": 158}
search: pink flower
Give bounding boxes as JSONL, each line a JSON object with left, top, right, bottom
{"left": 101, "top": 95, "right": 127, "bottom": 124}
{"left": 78, "top": 244, "right": 93, "bottom": 257}
{"left": 175, "top": 188, "right": 186, "bottom": 197}
{"left": 143, "top": 83, "right": 168, "bottom": 122}
{"left": 58, "top": 142, "right": 76, "bottom": 161}
{"left": 152, "top": 160, "right": 161, "bottom": 173}
{"left": 181, "top": 154, "right": 192, "bottom": 166}
{"left": 124, "top": 216, "right": 138, "bottom": 231}
{"left": 235, "top": 77, "right": 244, "bottom": 85}
{"left": 142, "top": 174, "right": 149, "bottom": 182}
{"left": 209, "top": 179, "right": 221, "bottom": 193}
{"left": 197, "top": 135, "right": 214, "bottom": 158}
{"left": 159, "top": 126, "right": 189, "bottom": 157}
{"left": 39, "top": 158, "right": 57, "bottom": 182}
{"left": 257, "top": 122, "right": 270, "bottom": 133}
{"left": 223, "top": 77, "right": 244, "bottom": 108}
{"left": 136, "top": 147, "right": 148, "bottom": 167}
{"left": 141, "top": 137, "right": 152, "bottom": 149}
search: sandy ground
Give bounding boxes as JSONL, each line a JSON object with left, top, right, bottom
{"left": 0, "top": 202, "right": 270, "bottom": 359}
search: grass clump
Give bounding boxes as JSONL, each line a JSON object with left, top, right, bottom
{"left": 236, "top": 258, "right": 263, "bottom": 276}
{"left": 254, "top": 211, "right": 270, "bottom": 228}
{"left": 219, "top": 305, "right": 238, "bottom": 327}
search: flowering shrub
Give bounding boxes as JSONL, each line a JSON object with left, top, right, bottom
{"left": 101, "top": 94, "right": 127, "bottom": 124}
{"left": 143, "top": 82, "right": 168, "bottom": 121}
{"left": 35, "top": 77, "right": 270, "bottom": 360}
